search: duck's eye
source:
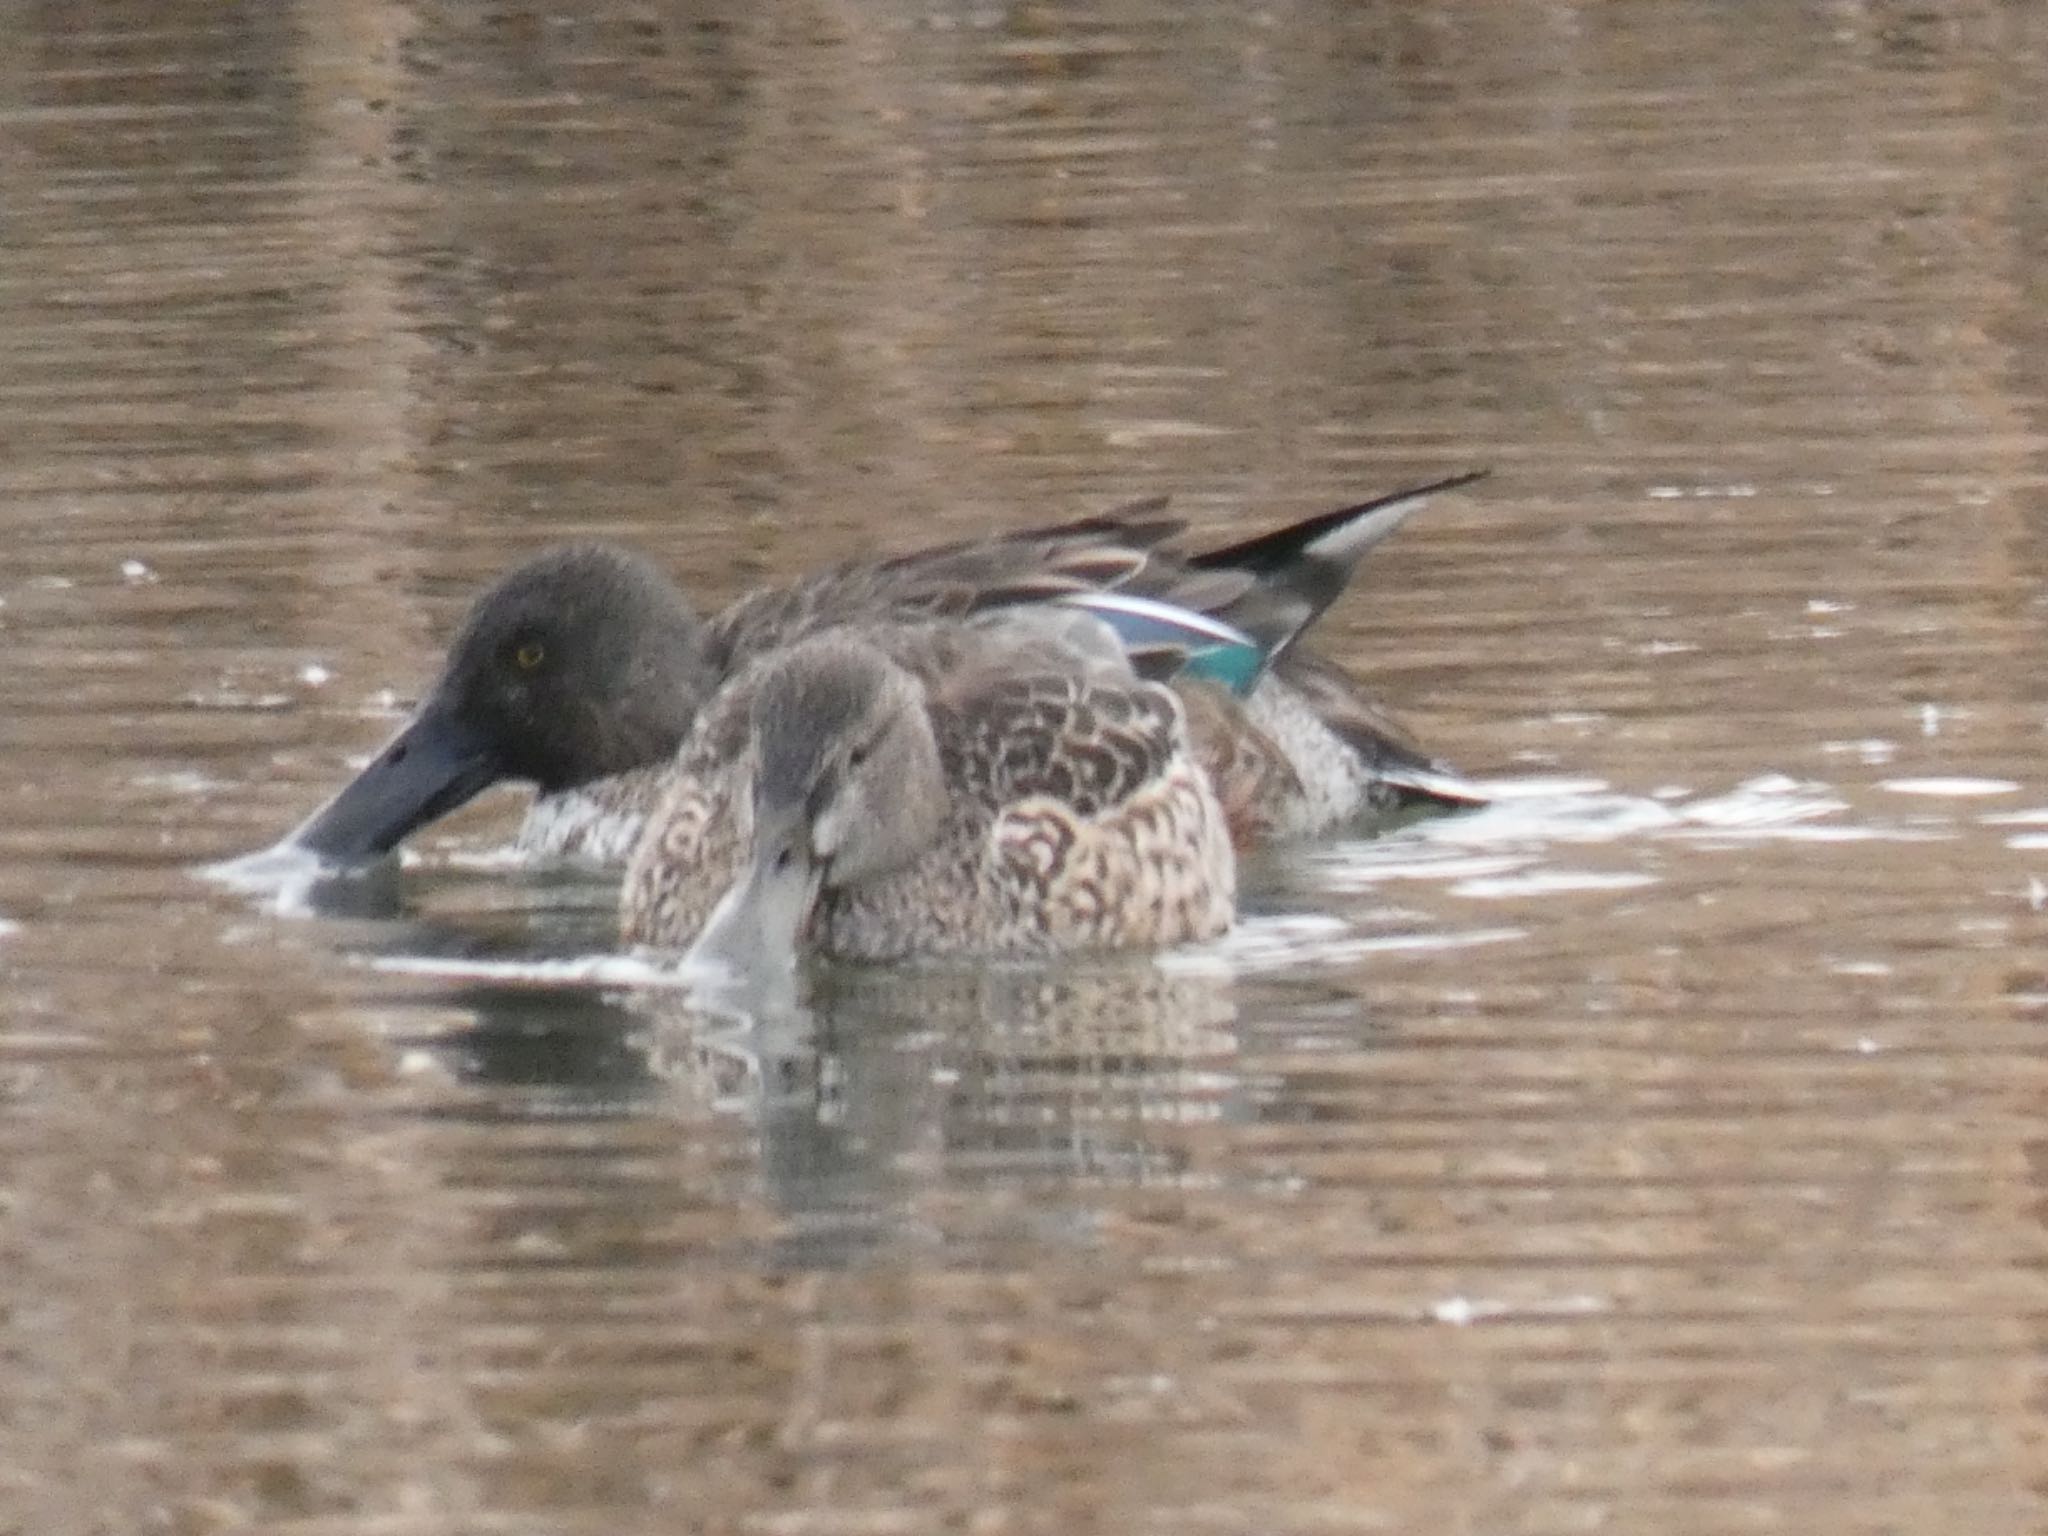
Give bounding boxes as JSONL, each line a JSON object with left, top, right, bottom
{"left": 515, "top": 641, "right": 546, "bottom": 670}
{"left": 847, "top": 742, "right": 870, "bottom": 771}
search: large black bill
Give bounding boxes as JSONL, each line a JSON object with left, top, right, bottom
{"left": 286, "top": 705, "right": 504, "bottom": 862}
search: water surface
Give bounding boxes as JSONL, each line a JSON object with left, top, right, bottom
{"left": 7, "top": 2, "right": 2048, "bottom": 1531}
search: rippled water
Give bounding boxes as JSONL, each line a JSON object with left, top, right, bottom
{"left": 9, "top": 1, "right": 2048, "bottom": 1530}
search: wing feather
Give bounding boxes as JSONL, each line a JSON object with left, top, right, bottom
{"left": 703, "top": 512, "right": 1188, "bottom": 662}
{"left": 933, "top": 665, "right": 1185, "bottom": 822}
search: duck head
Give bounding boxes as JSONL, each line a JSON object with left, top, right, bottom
{"left": 290, "top": 544, "right": 713, "bottom": 862}
{"left": 687, "top": 636, "right": 946, "bottom": 979}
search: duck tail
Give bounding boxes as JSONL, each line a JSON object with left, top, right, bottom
{"left": 1375, "top": 759, "right": 1493, "bottom": 810}
{"left": 1191, "top": 469, "right": 1487, "bottom": 665}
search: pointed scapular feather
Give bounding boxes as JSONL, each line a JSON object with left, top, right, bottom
{"left": 1057, "top": 590, "right": 1266, "bottom": 695}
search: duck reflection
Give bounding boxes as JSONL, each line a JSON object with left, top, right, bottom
{"left": 399, "top": 955, "right": 1242, "bottom": 1265}
{"left": 648, "top": 959, "right": 1239, "bottom": 1244}
{"left": 409, "top": 984, "right": 662, "bottom": 1104}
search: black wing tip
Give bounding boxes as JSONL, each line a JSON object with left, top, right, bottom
{"left": 1306, "top": 467, "right": 1490, "bottom": 528}
{"left": 1191, "top": 468, "right": 1490, "bottom": 574}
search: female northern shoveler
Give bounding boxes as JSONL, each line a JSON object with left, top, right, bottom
{"left": 619, "top": 613, "right": 1238, "bottom": 972}
{"left": 283, "top": 472, "right": 1487, "bottom": 866}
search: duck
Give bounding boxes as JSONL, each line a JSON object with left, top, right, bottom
{"left": 283, "top": 471, "right": 1487, "bottom": 866}
{"left": 620, "top": 611, "right": 1239, "bottom": 972}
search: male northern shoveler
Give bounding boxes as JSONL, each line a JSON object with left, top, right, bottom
{"left": 283, "top": 471, "right": 1487, "bottom": 866}
{"left": 620, "top": 612, "right": 1238, "bottom": 972}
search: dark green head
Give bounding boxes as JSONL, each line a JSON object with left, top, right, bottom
{"left": 290, "top": 544, "right": 713, "bottom": 862}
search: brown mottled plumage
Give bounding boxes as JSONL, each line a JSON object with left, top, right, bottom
{"left": 620, "top": 619, "right": 1236, "bottom": 968}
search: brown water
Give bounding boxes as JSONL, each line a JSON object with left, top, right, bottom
{"left": 8, "top": 1, "right": 2048, "bottom": 1530}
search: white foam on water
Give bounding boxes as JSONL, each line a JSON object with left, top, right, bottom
{"left": 1677, "top": 774, "right": 1846, "bottom": 829}
{"left": 1305, "top": 774, "right": 1873, "bottom": 909}
{"left": 199, "top": 840, "right": 351, "bottom": 915}
{"left": 1430, "top": 1292, "right": 1610, "bottom": 1326}
{"left": 1646, "top": 484, "right": 1756, "bottom": 500}
{"left": 1676, "top": 822, "right": 1948, "bottom": 846}
{"left": 1405, "top": 790, "right": 1681, "bottom": 846}
{"left": 1462, "top": 774, "right": 1613, "bottom": 800}
{"left": 1879, "top": 777, "right": 2019, "bottom": 797}
{"left": 1450, "top": 870, "right": 1659, "bottom": 900}
{"left": 184, "top": 688, "right": 292, "bottom": 711}
{"left": 130, "top": 770, "right": 230, "bottom": 795}
{"left": 364, "top": 951, "right": 704, "bottom": 992}
{"left": 1821, "top": 738, "right": 1895, "bottom": 765}
{"left": 1309, "top": 850, "right": 1532, "bottom": 891}
{"left": 1164, "top": 917, "right": 1527, "bottom": 976}
{"left": 417, "top": 842, "right": 547, "bottom": 873}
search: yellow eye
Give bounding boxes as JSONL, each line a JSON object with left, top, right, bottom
{"left": 516, "top": 641, "right": 546, "bottom": 670}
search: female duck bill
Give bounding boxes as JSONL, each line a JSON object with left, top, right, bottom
{"left": 682, "top": 804, "right": 824, "bottom": 982}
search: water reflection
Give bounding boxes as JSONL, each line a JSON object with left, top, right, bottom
{"left": 417, "top": 984, "right": 662, "bottom": 1104}
{"left": 392, "top": 952, "right": 1247, "bottom": 1272}
{"left": 16, "top": 0, "right": 2048, "bottom": 1529}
